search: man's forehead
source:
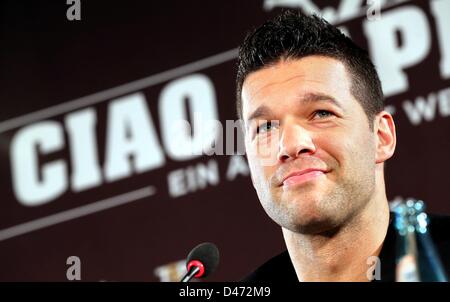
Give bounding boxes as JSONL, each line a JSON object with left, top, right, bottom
{"left": 241, "top": 56, "right": 352, "bottom": 118}
{"left": 243, "top": 56, "right": 348, "bottom": 94}
{"left": 243, "top": 73, "right": 311, "bottom": 102}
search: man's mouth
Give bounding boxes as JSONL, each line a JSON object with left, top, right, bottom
{"left": 281, "top": 168, "right": 328, "bottom": 188}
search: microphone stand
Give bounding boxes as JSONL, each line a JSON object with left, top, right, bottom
{"left": 180, "top": 266, "right": 200, "bottom": 282}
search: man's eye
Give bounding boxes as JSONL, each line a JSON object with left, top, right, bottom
{"left": 256, "top": 121, "right": 277, "bottom": 134}
{"left": 313, "top": 110, "right": 334, "bottom": 119}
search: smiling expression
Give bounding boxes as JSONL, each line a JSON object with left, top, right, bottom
{"left": 242, "top": 56, "right": 379, "bottom": 234}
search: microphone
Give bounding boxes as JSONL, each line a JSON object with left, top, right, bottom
{"left": 180, "top": 242, "right": 220, "bottom": 282}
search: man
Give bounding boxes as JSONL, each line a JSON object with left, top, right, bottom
{"left": 236, "top": 10, "right": 450, "bottom": 281}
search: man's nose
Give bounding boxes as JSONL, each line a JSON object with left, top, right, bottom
{"left": 277, "top": 121, "right": 316, "bottom": 162}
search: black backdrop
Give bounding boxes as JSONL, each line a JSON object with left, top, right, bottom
{"left": 1, "top": 0, "right": 449, "bottom": 281}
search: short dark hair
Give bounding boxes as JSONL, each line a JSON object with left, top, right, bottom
{"left": 236, "top": 10, "right": 384, "bottom": 128}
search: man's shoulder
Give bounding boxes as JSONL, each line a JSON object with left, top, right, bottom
{"left": 241, "top": 251, "right": 298, "bottom": 282}
{"left": 241, "top": 213, "right": 450, "bottom": 282}
{"left": 428, "top": 213, "right": 450, "bottom": 242}
{"left": 428, "top": 214, "right": 450, "bottom": 254}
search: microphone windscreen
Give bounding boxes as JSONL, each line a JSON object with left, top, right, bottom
{"left": 186, "top": 242, "right": 220, "bottom": 278}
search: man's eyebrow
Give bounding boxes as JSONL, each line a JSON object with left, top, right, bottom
{"left": 245, "top": 105, "right": 274, "bottom": 123}
{"left": 299, "top": 92, "right": 344, "bottom": 110}
{"left": 245, "top": 93, "right": 344, "bottom": 123}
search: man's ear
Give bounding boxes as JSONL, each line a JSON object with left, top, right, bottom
{"left": 374, "top": 111, "right": 396, "bottom": 164}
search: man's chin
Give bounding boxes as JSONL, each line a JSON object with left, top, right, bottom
{"left": 271, "top": 190, "right": 343, "bottom": 234}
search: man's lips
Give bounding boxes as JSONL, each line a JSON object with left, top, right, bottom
{"left": 281, "top": 168, "right": 328, "bottom": 187}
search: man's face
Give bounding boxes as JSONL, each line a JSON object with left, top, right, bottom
{"left": 242, "top": 56, "right": 378, "bottom": 234}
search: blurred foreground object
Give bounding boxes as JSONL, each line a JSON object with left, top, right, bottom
{"left": 394, "top": 199, "right": 448, "bottom": 282}
{"left": 180, "top": 242, "right": 220, "bottom": 282}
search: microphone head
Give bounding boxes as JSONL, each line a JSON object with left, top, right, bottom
{"left": 186, "top": 242, "right": 220, "bottom": 278}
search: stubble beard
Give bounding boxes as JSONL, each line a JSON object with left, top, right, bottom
{"left": 260, "top": 168, "right": 375, "bottom": 236}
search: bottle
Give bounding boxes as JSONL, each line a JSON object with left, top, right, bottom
{"left": 393, "top": 198, "right": 448, "bottom": 282}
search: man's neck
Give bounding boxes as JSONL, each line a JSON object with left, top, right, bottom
{"left": 282, "top": 192, "right": 390, "bottom": 282}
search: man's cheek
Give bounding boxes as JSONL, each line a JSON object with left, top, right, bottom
{"left": 251, "top": 140, "right": 279, "bottom": 167}
{"left": 247, "top": 157, "right": 265, "bottom": 183}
